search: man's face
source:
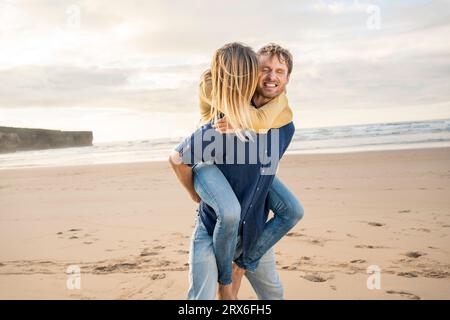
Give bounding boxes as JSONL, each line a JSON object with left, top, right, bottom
{"left": 255, "top": 54, "right": 290, "bottom": 99}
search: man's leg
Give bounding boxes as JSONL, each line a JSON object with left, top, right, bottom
{"left": 187, "top": 215, "right": 218, "bottom": 300}
{"left": 244, "top": 248, "right": 284, "bottom": 300}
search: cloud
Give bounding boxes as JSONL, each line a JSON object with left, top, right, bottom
{"left": 0, "top": 0, "right": 449, "bottom": 129}
{"left": 0, "top": 64, "right": 204, "bottom": 113}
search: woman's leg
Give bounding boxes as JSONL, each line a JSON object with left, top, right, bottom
{"left": 235, "top": 176, "right": 304, "bottom": 272}
{"left": 192, "top": 162, "right": 241, "bottom": 287}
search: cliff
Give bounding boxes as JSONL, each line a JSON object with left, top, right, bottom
{"left": 0, "top": 126, "right": 93, "bottom": 153}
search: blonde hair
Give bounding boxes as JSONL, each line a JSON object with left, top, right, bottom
{"left": 207, "top": 42, "right": 258, "bottom": 138}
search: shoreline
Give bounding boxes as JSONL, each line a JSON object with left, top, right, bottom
{"left": 1, "top": 143, "right": 450, "bottom": 171}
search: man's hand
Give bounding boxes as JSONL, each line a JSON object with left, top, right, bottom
{"left": 191, "top": 191, "right": 201, "bottom": 203}
{"left": 213, "top": 117, "right": 235, "bottom": 134}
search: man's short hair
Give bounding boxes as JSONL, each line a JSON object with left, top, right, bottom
{"left": 257, "top": 43, "right": 293, "bottom": 75}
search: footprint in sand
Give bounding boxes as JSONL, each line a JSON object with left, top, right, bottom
{"left": 367, "top": 222, "right": 385, "bottom": 227}
{"left": 350, "top": 259, "right": 366, "bottom": 264}
{"left": 421, "top": 270, "right": 450, "bottom": 279}
{"left": 397, "top": 271, "right": 418, "bottom": 278}
{"left": 94, "top": 262, "right": 139, "bottom": 273}
{"left": 410, "top": 227, "right": 431, "bottom": 233}
{"left": 140, "top": 249, "right": 158, "bottom": 257}
{"left": 282, "top": 265, "right": 298, "bottom": 271}
{"left": 355, "top": 245, "right": 385, "bottom": 249}
{"left": 171, "top": 232, "right": 190, "bottom": 239}
{"left": 150, "top": 273, "right": 166, "bottom": 280}
{"left": 404, "top": 251, "right": 425, "bottom": 258}
{"left": 155, "top": 260, "right": 172, "bottom": 267}
{"left": 153, "top": 245, "right": 165, "bottom": 250}
{"left": 301, "top": 274, "right": 331, "bottom": 283}
{"left": 300, "top": 256, "right": 311, "bottom": 261}
{"left": 386, "top": 290, "right": 420, "bottom": 300}
{"left": 58, "top": 228, "right": 98, "bottom": 244}
{"left": 286, "top": 232, "right": 303, "bottom": 237}
{"left": 308, "top": 238, "right": 324, "bottom": 246}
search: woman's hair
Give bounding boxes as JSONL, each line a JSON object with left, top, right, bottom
{"left": 208, "top": 42, "right": 258, "bottom": 136}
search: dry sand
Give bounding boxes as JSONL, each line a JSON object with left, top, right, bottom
{"left": 0, "top": 147, "right": 449, "bottom": 300}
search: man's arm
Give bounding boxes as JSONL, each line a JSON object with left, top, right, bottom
{"left": 168, "top": 150, "right": 201, "bottom": 203}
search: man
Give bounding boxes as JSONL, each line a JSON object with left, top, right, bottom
{"left": 170, "top": 44, "right": 304, "bottom": 300}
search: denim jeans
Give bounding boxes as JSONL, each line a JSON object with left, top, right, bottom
{"left": 188, "top": 215, "right": 284, "bottom": 300}
{"left": 234, "top": 176, "right": 304, "bottom": 272}
{"left": 192, "top": 162, "right": 241, "bottom": 285}
{"left": 190, "top": 162, "right": 304, "bottom": 298}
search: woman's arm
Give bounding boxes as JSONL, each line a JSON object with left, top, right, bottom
{"left": 245, "top": 94, "right": 290, "bottom": 130}
{"left": 198, "top": 70, "right": 292, "bottom": 131}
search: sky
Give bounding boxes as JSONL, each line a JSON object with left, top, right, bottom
{"left": 0, "top": 0, "right": 449, "bottom": 142}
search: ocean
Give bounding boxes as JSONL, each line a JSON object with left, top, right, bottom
{"left": 1, "top": 118, "right": 449, "bottom": 169}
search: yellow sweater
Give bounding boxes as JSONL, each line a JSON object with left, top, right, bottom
{"left": 198, "top": 70, "right": 293, "bottom": 133}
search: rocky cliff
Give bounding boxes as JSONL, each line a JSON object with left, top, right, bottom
{"left": 0, "top": 126, "right": 93, "bottom": 153}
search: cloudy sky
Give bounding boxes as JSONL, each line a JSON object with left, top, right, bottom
{"left": 0, "top": 0, "right": 449, "bottom": 142}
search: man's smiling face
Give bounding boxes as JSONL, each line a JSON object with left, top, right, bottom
{"left": 255, "top": 54, "right": 290, "bottom": 100}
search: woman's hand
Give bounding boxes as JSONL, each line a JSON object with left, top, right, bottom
{"left": 213, "top": 117, "right": 235, "bottom": 134}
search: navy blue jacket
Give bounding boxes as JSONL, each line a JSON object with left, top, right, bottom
{"left": 175, "top": 121, "right": 295, "bottom": 259}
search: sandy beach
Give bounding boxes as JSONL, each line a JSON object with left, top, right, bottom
{"left": 0, "top": 147, "right": 449, "bottom": 300}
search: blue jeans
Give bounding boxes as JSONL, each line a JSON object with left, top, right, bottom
{"left": 190, "top": 163, "right": 304, "bottom": 298}
{"left": 188, "top": 215, "right": 284, "bottom": 300}
{"left": 192, "top": 162, "right": 241, "bottom": 285}
{"left": 234, "top": 176, "right": 304, "bottom": 272}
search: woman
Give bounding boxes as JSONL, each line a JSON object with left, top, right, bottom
{"left": 170, "top": 42, "right": 302, "bottom": 299}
